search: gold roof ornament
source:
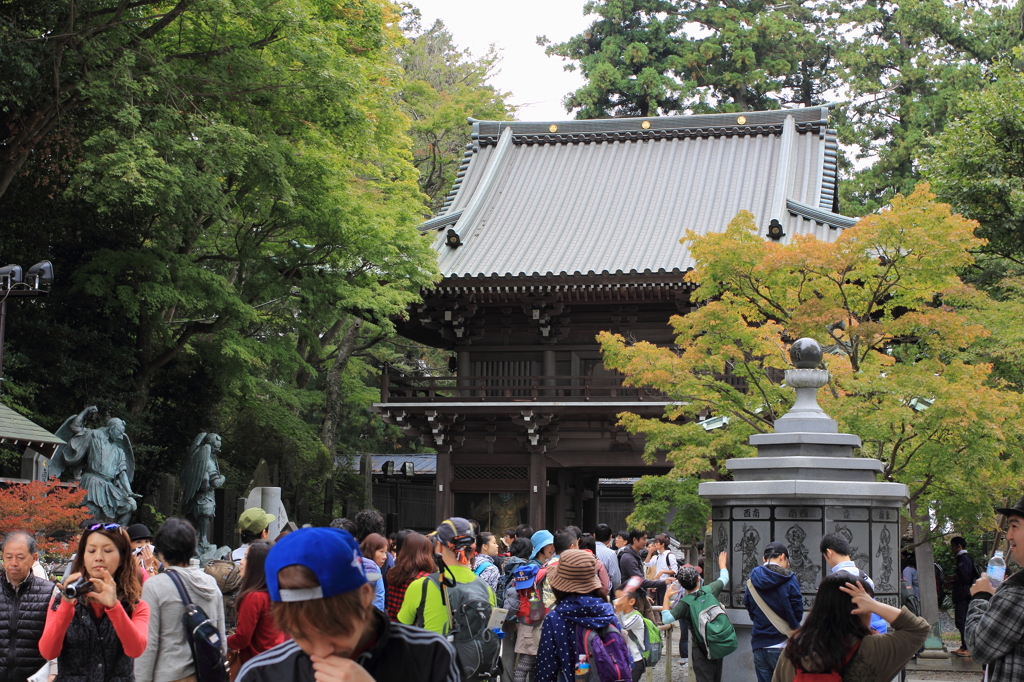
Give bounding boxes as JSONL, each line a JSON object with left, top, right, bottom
{"left": 737, "top": 116, "right": 747, "bottom": 124}
{"left": 641, "top": 120, "right": 651, "bottom": 129}
{"left": 549, "top": 124, "right": 558, "bottom": 133}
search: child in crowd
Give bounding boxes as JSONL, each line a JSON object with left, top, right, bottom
{"left": 614, "top": 588, "right": 647, "bottom": 682}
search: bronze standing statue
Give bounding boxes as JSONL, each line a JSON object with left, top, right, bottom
{"left": 51, "top": 406, "right": 140, "bottom": 524}
{"left": 180, "top": 432, "right": 226, "bottom": 559}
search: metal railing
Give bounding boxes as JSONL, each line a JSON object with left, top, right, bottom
{"left": 379, "top": 373, "right": 667, "bottom": 403}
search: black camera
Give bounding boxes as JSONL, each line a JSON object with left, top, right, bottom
{"left": 62, "top": 576, "right": 95, "bottom": 600}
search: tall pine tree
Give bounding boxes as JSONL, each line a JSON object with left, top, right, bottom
{"left": 831, "top": 0, "right": 1022, "bottom": 216}
{"left": 540, "top": 0, "right": 833, "bottom": 118}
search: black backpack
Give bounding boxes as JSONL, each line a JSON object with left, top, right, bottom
{"left": 970, "top": 558, "right": 984, "bottom": 583}
{"left": 414, "top": 571, "right": 501, "bottom": 680}
{"left": 167, "top": 569, "right": 229, "bottom": 682}
{"left": 899, "top": 578, "right": 921, "bottom": 616}
{"left": 498, "top": 557, "right": 528, "bottom": 608}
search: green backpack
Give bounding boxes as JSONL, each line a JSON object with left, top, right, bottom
{"left": 680, "top": 586, "right": 738, "bottom": 660}
{"left": 627, "top": 615, "right": 663, "bottom": 666}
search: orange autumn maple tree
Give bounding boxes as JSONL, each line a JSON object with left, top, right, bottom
{"left": 0, "top": 478, "right": 91, "bottom": 560}
{"left": 600, "top": 185, "right": 1024, "bottom": 538}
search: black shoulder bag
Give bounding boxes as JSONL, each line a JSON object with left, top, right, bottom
{"left": 166, "top": 569, "right": 229, "bottom": 682}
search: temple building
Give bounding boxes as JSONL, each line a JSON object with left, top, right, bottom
{"left": 373, "top": 106, "right": 856, "bottom": 532}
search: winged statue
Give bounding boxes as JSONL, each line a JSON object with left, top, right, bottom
{"left": 180, "top": 432, "right": 226, "bottom": 558}
{"left": 51, "top": 405, "right": 140, "bottom": 524}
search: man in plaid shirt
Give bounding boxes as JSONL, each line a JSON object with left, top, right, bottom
{"left": 965, "top": 495, "right": 1024, "bottom": 681}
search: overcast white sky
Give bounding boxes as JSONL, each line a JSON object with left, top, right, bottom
{"left": 411, "top": 0, "right": 592, "bottom": 121}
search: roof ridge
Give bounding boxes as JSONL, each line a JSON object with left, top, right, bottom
{"left": 471, "top": 107, "right": 830, "bottom": 146}
{"left": 468, "top": 105, "right": 829, "bottom": 128}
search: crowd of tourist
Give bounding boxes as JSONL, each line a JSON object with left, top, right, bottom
{"left": 1, "top": 493, "right": 1022, "bottom": 682}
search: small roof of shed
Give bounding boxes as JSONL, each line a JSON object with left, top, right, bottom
{"left": 341, "top": 454, "right": 437, "bottom": 476}
{"left": 0, "top": 403, "right": 65, "bottom": 456}
{"left": 422, "top": 107, "right": 856, "bottom": 281}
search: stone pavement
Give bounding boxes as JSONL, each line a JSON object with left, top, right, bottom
{"left": 905, "top": 652, "right": 984, "bottom": 681}
{"left": 639, "top": 633, "right": 984, "bottom": 682}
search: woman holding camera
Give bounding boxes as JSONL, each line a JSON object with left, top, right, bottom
{"left": 39, "top": 523, "right": 149, "bottom": 681}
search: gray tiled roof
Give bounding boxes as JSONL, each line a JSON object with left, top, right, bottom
{"left": 0, "top": 403, "right": 65, "bottom": 450}
{"left": 423, "top": 107, "right": 854, "bottom": 280}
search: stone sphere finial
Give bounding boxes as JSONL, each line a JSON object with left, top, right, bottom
{"left": 789, "top": 338, "right": 823, "bottom": 369}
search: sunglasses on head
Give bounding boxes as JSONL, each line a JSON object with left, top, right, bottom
{"left": 88, "top": 523, "right": 121, "bottom": 532}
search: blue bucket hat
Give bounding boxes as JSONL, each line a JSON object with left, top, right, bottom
{"left": 530, "top": 530, "right": 554, "bottom": 560}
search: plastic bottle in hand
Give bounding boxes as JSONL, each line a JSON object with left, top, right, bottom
{"left": 988, "top": 550, "right": 1006, "bottom": 588}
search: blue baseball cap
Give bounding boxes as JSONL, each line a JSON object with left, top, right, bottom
{"left": 266, "top": 527, "right": 367, "bottom": 602}
{"left": 514, "top": 563, "right": 540, "bottom": 589}
{"left": 530, "top": 530, "right": 554, "bottom": 560}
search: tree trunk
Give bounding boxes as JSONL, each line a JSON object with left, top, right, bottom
{"left": 319, "top": 317, "right": 364, "bottom": 454}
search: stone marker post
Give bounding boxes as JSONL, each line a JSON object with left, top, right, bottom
{"left": 699, "top": 339, "right": 909, "bottom": 682}
{"left": 912, "top": 501, "right": 945, "bottom": 654}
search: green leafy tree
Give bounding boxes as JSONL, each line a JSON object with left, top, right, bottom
{"left": 599, "top": 186, "right": 1024, "bottom": 539}
{"left": 0, "top": 0, "right": 443, "bottom": 521}
{"left": 925, "top": 53, "right": 1024, "bottom": 262}
{"left": 831, "top": 0, "right": 1022, "bottom": 216}
{"left": 539, "top": 0, "right": 687, "bottom": 117}
{"left": 400, "top": 14, "right": 515, "bottom": 210}
{"left": 626, "top": 475, "right": 709, "bottom": 543}
{"left": 540, "top": 0, "right": 833, "bottom": 118}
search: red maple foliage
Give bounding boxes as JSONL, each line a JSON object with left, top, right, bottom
{"left": 0, "top": 478, "right": 90, "bottom": 561}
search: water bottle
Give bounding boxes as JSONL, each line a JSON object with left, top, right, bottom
{"left": 988, "top": 550, "right": 1006, "bottom": 588}
{"left": 189, "top": 557, "right": 201, "bottom": 569}
{"left": 575, "top": 654, "right": 590, "bottom": 681}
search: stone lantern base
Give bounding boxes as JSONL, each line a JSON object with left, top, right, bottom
{"left": 697, "top": 347, "right": 909, "bottom": 681}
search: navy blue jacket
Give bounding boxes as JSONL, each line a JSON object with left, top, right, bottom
{"left": 743, "top": 563, "right": 804, "bottom": 649}
{"left": 953, "top": 551, "right": 975, "bottom": 603}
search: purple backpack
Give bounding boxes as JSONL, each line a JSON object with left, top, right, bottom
{"left": 574, "top": 623, "right": 633, "bottom": 682}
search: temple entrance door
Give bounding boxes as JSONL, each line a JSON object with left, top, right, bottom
{"left": 454, "top": 492, "right": 529, "bottom": 533}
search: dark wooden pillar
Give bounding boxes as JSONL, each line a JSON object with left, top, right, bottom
{"left": 553, "top": 469, "right": 569, "bottom": 529}
{"left": 543, "top": 350, "right": 556, "bottom": 397}
{"left": 156, "top": 473, "right": 176, "bottom": 519}
{"left": 529, "top": 451, "right": 545, "bottom": 531}
{"left": 457, "top": 351, "right": 471, "bottom": 397}
{"left": 581, "top": 474, "right": 598, "bottom": 532}
{"left": 573, "top": 470, "right": 584, "bottom": 530}
{"left": 323, "top": 476, "right": 334, "bottom": 519}
{"left": 214, "top": 487, "right": 238, "bottom": 549}
{"left": 436, "top": 450, "right": 453, "bottom": 525}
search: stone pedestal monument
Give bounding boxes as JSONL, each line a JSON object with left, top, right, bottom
{"left": 699, "top": 339, "right": 909, "bottom": 681}
{"left": 246, "top": 486, "right": 289, "bottom": 539}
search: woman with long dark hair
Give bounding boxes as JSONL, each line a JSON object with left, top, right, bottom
{"left": 384, "top": 533, "right": 436, "bottom": 621}
{"left": 228, "top": 540, "right": 285, "bottom": 666}
{"left": 39, "top": 523, "right": 149, "bottom": 681}
{"left": 772, "top": 573, "right": 929, "bottom": 682}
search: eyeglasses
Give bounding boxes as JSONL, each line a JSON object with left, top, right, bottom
{"left": 88, "top": 523, "right": 121, "bottom": 532}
